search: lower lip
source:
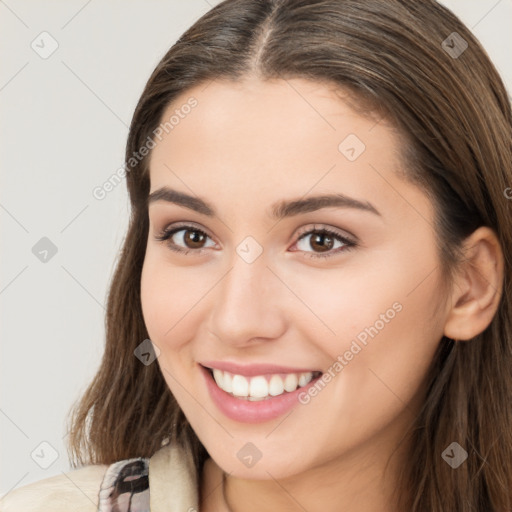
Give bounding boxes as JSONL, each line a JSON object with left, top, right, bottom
{"left": 199, "top": 364, "right": 322, "bottom": 423}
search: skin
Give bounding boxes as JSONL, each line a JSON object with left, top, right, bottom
{"left": 140, "top": 77, "right": 503, "bottom": 512}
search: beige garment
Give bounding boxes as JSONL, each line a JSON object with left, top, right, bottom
{"left": 0, "top": 442, "right": 199, "bottom": 512}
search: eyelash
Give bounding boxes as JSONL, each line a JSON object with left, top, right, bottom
{"left": 154, "top": 223, "right": 357, "bottom": 259}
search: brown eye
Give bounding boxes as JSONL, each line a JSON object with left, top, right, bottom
{"left": 182, "top": 229, "right": 207, "bottom": 249}
{"left": 293, "top": 227, "right": 356, "bottom": 259}
{"left": 309, "top": 232, "right": 335, "bottom": 252}
{"left": 155, "top": 225, "right": 216, "bottom": 254}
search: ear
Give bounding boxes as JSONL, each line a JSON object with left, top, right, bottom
{"left": 443, "top": 226, "right": 504, "bottom": 341}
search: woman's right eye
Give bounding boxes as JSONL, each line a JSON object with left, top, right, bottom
{"left": 154, "top": 225, "right": 216, "bottom": 255}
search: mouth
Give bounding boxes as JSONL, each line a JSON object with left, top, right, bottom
{"left": 202, "top": 364, "right": 323, "bottom": 401}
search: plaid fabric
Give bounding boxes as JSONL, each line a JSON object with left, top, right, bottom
{"left": 98, "top": 457, "right": 150, "bottom": 511}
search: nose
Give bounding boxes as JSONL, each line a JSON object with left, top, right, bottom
{"left": 207, "top": 249, "right": 287, "bottom": 347}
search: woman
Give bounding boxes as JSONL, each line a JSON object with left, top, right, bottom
{"left": 2, "top": 0, "right": 511, "bottom": 510}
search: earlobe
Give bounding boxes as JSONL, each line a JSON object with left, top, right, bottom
{"left": 443, "top": 226, "right": 504, "bottom": 341}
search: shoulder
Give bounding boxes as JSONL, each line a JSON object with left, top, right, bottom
{"left": 0, "top": 464, "right": 109, "bottom": 512}
{"left": 0, "top": 443, "right": 196, "bottom": 512}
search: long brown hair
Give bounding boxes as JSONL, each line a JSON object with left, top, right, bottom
{"left": 66, "top": 1, "right": 512, "bottom": 509}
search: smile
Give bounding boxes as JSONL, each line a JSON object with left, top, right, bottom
{"left": 208, "top": 368, "right": 323, "bottom": 400}
{"left": 199, "top": 363, "right": 324, "bottom": 423}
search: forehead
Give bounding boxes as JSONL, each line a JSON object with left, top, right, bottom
{"left": 150, "top": 78, "right": 390, "bottom": 169}
{"left": 147, "top": 77, "right": 431, "bottom": 226}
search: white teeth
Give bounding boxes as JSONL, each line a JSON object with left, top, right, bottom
{"left": 231, "top": 374, "right": 249, "bottom": 397}
{"left": 284, "top": 373, "right": 298, "bottom": 392}
{"left": 268, "top": 375, "right": 284, "bottom": 396}
{"left": 223, "top": 371, "right": 233, "bottom": 393}
{"left": 249, "top": 376, "right": 268, "bottom": 398}
{"left": 209, "top": 368, "right": 318, "bottom": 399}
{"left": 213, "top": 368, "right": 223, "bottom": 387}
{"left": 298, "top": 373, "right": 313, "bottom": 387}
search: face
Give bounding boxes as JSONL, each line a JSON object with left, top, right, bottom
{"left": 140, "top": 77, "right": 449, "bottom": 481}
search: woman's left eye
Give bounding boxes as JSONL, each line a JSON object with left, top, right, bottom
{"left": 292, "top": 227, "right": 357, "bottom": 259}
{"left": 154, "top": 224, "right": 357, "bottom": 259}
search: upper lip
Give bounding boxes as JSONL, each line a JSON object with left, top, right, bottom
{"left": 200, "top": 361, "right": 322, "bottom": 377}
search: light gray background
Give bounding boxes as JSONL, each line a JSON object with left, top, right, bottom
{"left": 1, "top": 0, "right": 511, "bottom": 497}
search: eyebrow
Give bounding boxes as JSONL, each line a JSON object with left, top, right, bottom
{"left": 147, "top": 186, "right": 381, "bottom": 219}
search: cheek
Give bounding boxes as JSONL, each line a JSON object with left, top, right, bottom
{"left": 140, "top": 247, "right": 193, "bottom": 342}
{"left": 140, "top": 251, "right": 214, "bottom": 357}
{"left": 280, "top": 257, "right": 440, "bottom": 356}
{"left": 140, "top": 256, "right": 200, "bottom": 401}
{"left": 287, "top": 244, "right": 445, "bottom": 403}
{"left": 140, "top": 253, "right": 186, "bottom": 353}
{"left": 313, "top": 239, "right": 443, "bottom": 349}
{"left": 140, "top": 256, "right": 165, "bottom": 342}
{"left": 321, "top": 271, "right": 444, "bottom": 429}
